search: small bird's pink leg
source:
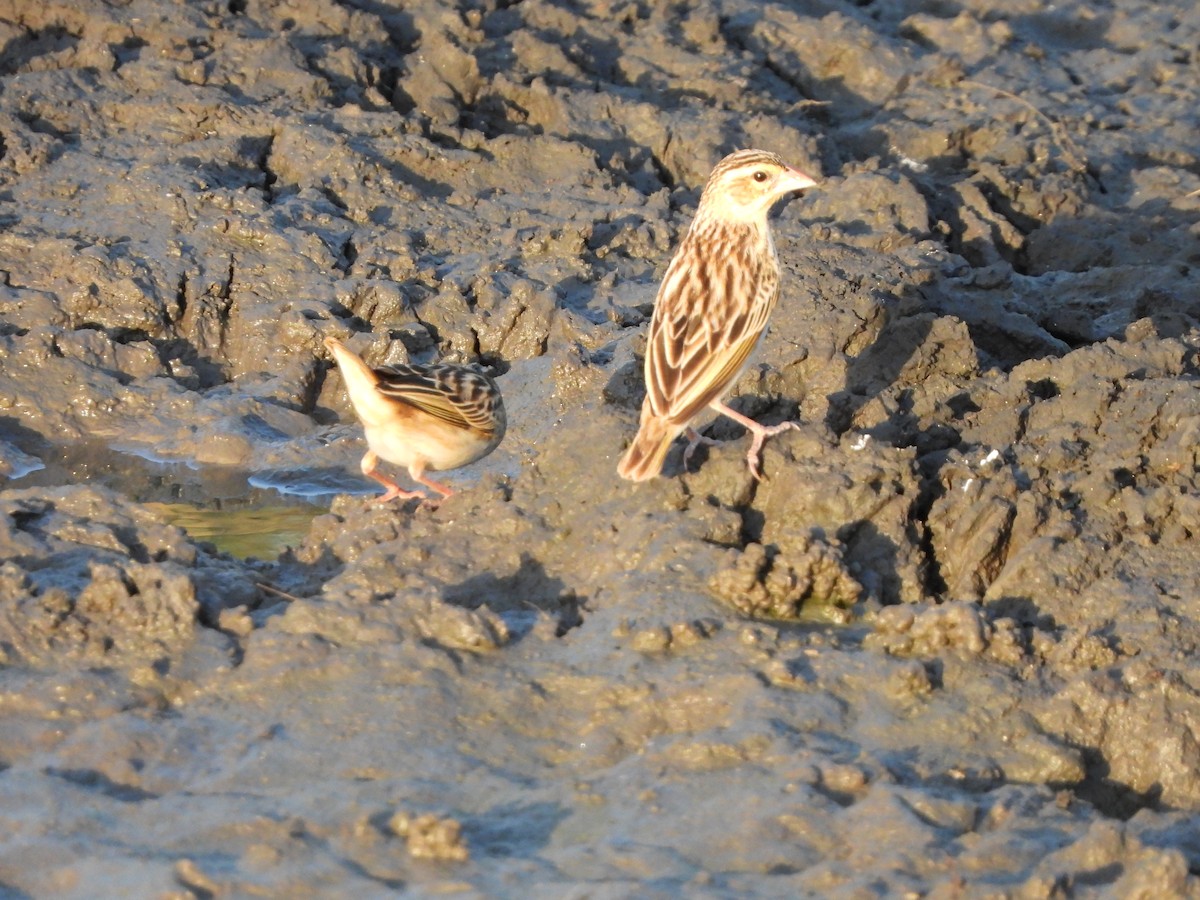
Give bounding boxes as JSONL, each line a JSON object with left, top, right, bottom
{"left": 410, "top": 463, "right": 455, "bottom": 507}
{"left": 361, "top": 451, "right": 425, "bottom": 503}
{"left": 682, "top": 427, "right": 722, "bottom": 472}
{"left": 710, "top": 401, "right": 799, "bottom": 481}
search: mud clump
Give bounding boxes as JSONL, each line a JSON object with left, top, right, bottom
{"left": 1, "top": 0, "right": 1200, "bottom": 895}
{"left": 0, "top": 486, "right": 254, "bottom": 666}
{"left": 389, "top": 811, "right": 470, "bottom": 862}
{"left": 865, "top": 601, "right": 1028, "bottom": 664}
{"left": 709, "top": 537, "right": 861, "bottom": 621}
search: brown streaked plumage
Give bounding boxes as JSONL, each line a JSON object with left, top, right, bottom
{"left": 324, "top": 336, "right": 506, "bottom": 503}
{"left": 617, "top": 149, "right": 819, "bottom": 481}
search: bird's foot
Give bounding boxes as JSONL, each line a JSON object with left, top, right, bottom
{"left": 362, "top": 453, "right": 422, "bottom": 503}
{"left": 745, "top": 421, "right": 800, "bottom": 481}
{"left": 414, "top": 474, "right": 455, "bottom": 506}
{"left": 709, "top": 401, "right": 802, "bottom": 481}
{"left": 682, "top": 427, "right": 723, "bottom": 472}
{"left": 375, "top": 484, "right": 426, "bottom": 503}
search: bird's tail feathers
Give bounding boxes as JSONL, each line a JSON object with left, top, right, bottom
{"left": 617, "top": 418, "right": 679, "bottom": 482}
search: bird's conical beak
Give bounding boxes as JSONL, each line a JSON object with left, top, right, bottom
{"left": 782, "top": 167, "right": 819, "bottom": 193}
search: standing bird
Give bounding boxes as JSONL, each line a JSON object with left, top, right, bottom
{"left": 617, "top": 149, "right": 818, "bottom": 482}
{"left": 324, "top": 336, "right": 506, "bottom": 503}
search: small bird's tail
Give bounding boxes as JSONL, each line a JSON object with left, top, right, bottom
{"left": 617, "top": 417, "right": 679, "bottom": 482}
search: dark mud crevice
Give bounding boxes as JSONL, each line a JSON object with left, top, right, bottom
{"left": 45, "top": 767, "right": 159, "bottom": 803}
{"left": 172, "top": 270, "right": 189, "bottom": 328}
{"left": 13, "top": 109, "right": 74, "bottom": 143}
{"left": 909, "top": 452, "right": 951, "bottom": 600}
{"left": 336, "top": 235, "right": 357, "bottom": 276}
{"left": 0, "top": 26, "right": 79, "bottom": 76}
{"left": 110, "top": 35, "right": 149, "bottom": 72}
{"left": 255, "top": 133, "right": 278, "bottom": 202}
{"left": 462, "top": 800, "right": 570, "bottom": 859}
{"left": 1073, "top": 758, "right": 1166, "bottom": 821}
{"left": 200, "top": 253, "right": 237, "bottom": 369}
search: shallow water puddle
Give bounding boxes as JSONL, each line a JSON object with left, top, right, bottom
{"left": 142, "top": 500, "right": 325, "bottom": 559}
{"left": 3, "top": 439, "right": 354, "bottom": 559}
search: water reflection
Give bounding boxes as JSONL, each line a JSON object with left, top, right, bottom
{"left": 142, "top": 500, "right": 325, "bottom": 560}
{"left": 3, "top": 440, "right": 360, "bottom": 560}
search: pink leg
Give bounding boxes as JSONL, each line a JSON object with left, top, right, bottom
{"left": 682, "top": 427, "right": 722, "bottom": 472}
{"left": 710, "top": 401, "right": 799, "bottom": 481}
{"left": 361, "top": 451, "right": 425, "bottom": 503}
{"left": 410, "top": 463, "right": 455, "bottom": 507}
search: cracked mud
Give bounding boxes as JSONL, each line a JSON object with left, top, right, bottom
{"left": 1, "top": 0, "right": 1199, "bottom": 894}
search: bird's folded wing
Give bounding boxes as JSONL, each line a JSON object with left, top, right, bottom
{"left": 375, "top": 366, "right": 495, "bottom": 434}
{"left": 647, "top": 272, "right": 777, "bottom": 426}
{"left": 661, "top": 330, "right": 762, "bottom": 426}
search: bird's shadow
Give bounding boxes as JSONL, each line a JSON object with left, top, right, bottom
{"left": 443, "top": 551, "right": 584, "bottom": 639}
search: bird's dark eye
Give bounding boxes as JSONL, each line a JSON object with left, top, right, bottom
{"left": 753, "top": 171, "right": 768, "bottom": 182}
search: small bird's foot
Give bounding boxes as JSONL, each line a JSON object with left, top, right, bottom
{"left": 376, "top": 485, "right": 426, "bottom": 503}
{"left": 413, "top": 473, "right": 455, "bottom": 506}
{"left": 709, "top": 401, "right": 802, "bottom": 481}
{"left": 362, "top": 452, "right": 425, "bottom": 503}
{"left": 745, "top": 421, "right": 800, "bottom": 481}
{"left": 682, "top": 427, "right": 722, "bottom": 472}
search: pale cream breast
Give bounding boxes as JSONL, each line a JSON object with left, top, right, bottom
{"left": 363, "top": 417, "right": 495, "bottom": 472}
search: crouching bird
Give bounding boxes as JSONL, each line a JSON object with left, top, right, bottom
{"left": 324, "top": 336, "right": 506, "bottom": 503}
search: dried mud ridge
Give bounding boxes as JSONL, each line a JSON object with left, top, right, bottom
{"left": 1, "top": 0, "right": 1200, "bottom": 895}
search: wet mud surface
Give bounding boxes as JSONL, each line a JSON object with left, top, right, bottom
{"left": 2, "top": 0, "right": 1200, "bottom": 894}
